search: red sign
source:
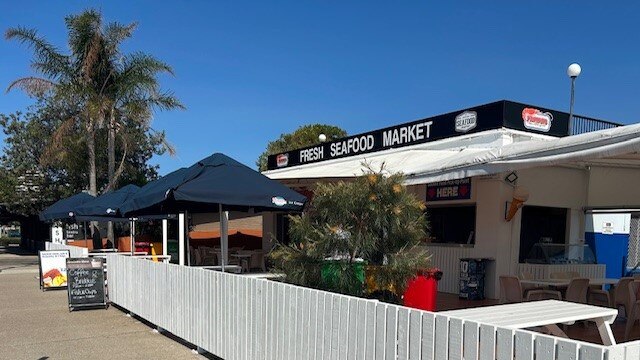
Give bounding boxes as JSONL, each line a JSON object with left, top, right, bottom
{"left": 426, "top": 178, "right": 471, "bottom": 201}
{"left": 522, "top": 107, "right": 553, "bottom": 132}
{"left": 276, "top": 153, "right": 289, "bottom": 167}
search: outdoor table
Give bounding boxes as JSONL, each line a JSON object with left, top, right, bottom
{"left": 231, "top": 253, "right": 252, "bottom": 273}
{"left": 197, "top": 265, "right": 243, "bottom": 274}
{"left": 440, "top": 300, "right": 618, "bottom": 345}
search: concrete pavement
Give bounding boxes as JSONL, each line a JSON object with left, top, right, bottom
{"left": 0, "top": 246, "right": 207, "bottom": 360}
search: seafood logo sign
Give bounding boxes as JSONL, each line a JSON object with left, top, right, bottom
{"left": 522, "top": 107, "right": 553, "bottom": 132}
{"left": 38, "top": 250, "right": 70, "bottom": 290}
{"left": 455, "top": 111, "right": 477, "bottom": 132}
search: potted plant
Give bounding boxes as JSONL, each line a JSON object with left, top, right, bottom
{"left": 270, "top": 164, "right": 431, "bottom": 301}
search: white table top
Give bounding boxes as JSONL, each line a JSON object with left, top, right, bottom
{"left": 441, "top": 300, "right": 618, "bottom": 329}
{"left": 520, "top": 278, "right": 619, "bottom": 287}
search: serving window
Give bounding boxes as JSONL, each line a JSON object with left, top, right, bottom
{"left": 426, "top": 205, "right": 476, "bottom": 245}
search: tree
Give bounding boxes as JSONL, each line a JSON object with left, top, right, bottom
{"left": 5, "top": 9, "right": 182, "bottom": 197}
{"left": 269, "top": 165, "right": 431, "bottom": 300}
{"left": 256, "top": 124, "right": 347, "bottom": 171}
{"left": 0, "top": 99, "right": 168, "bottom": 217}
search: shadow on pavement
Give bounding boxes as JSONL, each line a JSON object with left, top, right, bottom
{"left": 0, "top": 244, "right": 37, "bottom": 256}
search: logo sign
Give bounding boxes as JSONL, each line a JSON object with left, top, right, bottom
{"left": 271, "top": 196, "right": 287, "bottom": 207}
{"left": 522, "top": 107, "right": 553, "bottom": 132}
{"left": 276, "top": 153, "right": 289, "bottom": 168}
{"left": 455, "top": 111, "right": 477, "bottom": 132}
{"left": 426, "top": 178, "right": 472, "bottom": 201}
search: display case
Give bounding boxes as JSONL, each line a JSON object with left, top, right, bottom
{"left": 524, "top": 243, "right": 597, "bottom": 264}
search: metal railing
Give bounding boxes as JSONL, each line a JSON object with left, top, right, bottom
{"left": 571, "top": 115, "right": 621, "bottom": 136}
{"left": 106, "top": 255, "right": 640, "bottom": 360}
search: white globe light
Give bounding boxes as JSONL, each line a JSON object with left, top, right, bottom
{"left": 318, "top": 133, "right": 327, "bottom": 142}
{"left": 567, "top": 63, "right": 581, "bottom": 78}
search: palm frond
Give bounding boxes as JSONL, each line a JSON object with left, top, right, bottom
{"left": 6, "top": 77, "right": 56, "bottom": 96}
{"left": 40, "top": 117, "right": 77, "bottom": 165}
{"left": 104, "top": 21, "right": 137, "bottom": 54}
{"left": 5, "top": 27, "right": 70, "bottom": 79}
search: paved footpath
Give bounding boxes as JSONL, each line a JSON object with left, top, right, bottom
{"left": 0, "top": 246, "right": 206, "bottom": 360}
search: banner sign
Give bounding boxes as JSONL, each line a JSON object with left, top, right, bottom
{"left": 38, "top": 250, "right": 70, "bottom": 290}
{"left": 66, "top": 257, "right": 107, "bottom": 310}
{"left": 65, "top": 223, "right": 82, "bottom": 242}
{"left": 426, "top": 178, "right": 472, "bottom": 201}
{"left": 267, "top": 100, "right": 571, "bottom": 170}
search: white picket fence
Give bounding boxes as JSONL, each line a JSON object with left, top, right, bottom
{"left": 106, "top": 255, "right": 640, "bottom": 359}
{"left": 45, "top": 242, "right": 88, "bottom": 257}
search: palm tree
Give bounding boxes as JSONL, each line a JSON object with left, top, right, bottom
{"left": 7, "top": 9, "right": 183, "bottom": 242}
{"left": 104, "top": 52, "right": 184, "bottom": 191}
{"left": 7, "top": 10, "right": 183, "bottom": 193}
{"left": 6, "top": 10, "right": 115, "bottom": 197}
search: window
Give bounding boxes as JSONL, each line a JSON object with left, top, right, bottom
{"left": 519, "top": 206, "right": 567, "bottom": 262}
{"left": 275, "top": 213, "right": 291, "bottom": 245}
{"left": 426, "top": 205, "right": 476, "bottom": 245}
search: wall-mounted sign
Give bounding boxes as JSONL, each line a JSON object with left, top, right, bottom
{"left": 65, "top": 223, "right": 81, "bottom": 241}
{"left": 52, "top": 226, "right": 64, "bottom": 244}
{"left": 426, "top": 178, "right": 472, "bottom": 201}
{"left": 602, "top": 221, "right": 615, "bottom": 235}
{"left": 38, "top": 250, "right": 70, "bottom": 290}
{"left": 267, "top": 101, "right": 571, "bottom": 170}
{"left": 276, "top": 153, "right": 289, "bottom": 168}
{"left": 522, "top": 107, "right": 553, "bottom": 132}
{"left": 455, "top": 111, "right": 477, "bottom": 132}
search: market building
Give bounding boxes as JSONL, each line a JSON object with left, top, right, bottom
{"left": 262, "top": 100, "right": 640, "bottom": 299}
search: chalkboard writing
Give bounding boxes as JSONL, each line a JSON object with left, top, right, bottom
{"left": 66, "top": 257, "right": 107, "bottom": 310}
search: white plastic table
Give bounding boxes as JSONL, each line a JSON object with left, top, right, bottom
{"left": 441, "top": 300, "right": 618, "bottom": 345}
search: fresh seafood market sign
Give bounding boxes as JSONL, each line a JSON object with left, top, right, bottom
{"left": 267, "top": 101, "right": 570, "bottom": 170}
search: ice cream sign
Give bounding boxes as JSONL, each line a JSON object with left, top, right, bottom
{"left": 522, "top": 107, "right": 553, "bottom": 132}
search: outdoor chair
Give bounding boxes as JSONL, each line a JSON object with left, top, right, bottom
{"left": 564, "top": 278, "right": 589, "bottom": 303}
{"left": 249, "top": 250, "right": 266, "bottom": 272}
{"left": 588, "top": 288, "right": 611, "bottom": 307}
{"left": 200, "top": 247, "right": 217, "bottom": 265}
{"left": 615, "top": 277, "right": 636, "bottom": 318}
{"left": 499, "top": 276, "right": 561, "bottom": 304}
{"left": 519, "top": 271, "right": 544, "bottom": 297}
{"left": 624, "top": 280, "right": 640, "bottom": 341}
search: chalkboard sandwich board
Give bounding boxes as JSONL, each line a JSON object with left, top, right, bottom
{"left": 66, "top": 257, "right": 108, "bottom": 311}
{"left": 38, "top": 250, "right": 70, "bottom": 291}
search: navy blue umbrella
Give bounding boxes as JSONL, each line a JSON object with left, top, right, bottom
{"left": 122, "top": 153, "right": 306, "bottom": 216}
{"left": 118, "top": 167, "right": 191, "bottom": 216}
{"left": 120, "top": 153, "right": 307, "bottom": 269}
{"left": 74, "top": 184, "right": 141, "bottom": 221}
{"left": 39, "top": 192, "right": 95, "bottom": 222}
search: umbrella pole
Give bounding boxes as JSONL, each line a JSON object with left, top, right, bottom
{"left": 219, "top": 204, "right": 228, "bottom": 273}
{"left": 162, "top": 219, "right": 168, "bottom": 257}
{"left": 178, "top": 213, "right": 185, "bottom": 266}
{"left": 130, "top": 219, "right": 134, "bottom": 255}
{"left": 186, "top": 211, "right": 191, "bottom": 266}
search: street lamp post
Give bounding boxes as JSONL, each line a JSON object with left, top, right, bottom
{"left": 567, "top": 63, "right": 582, "bottom": 134}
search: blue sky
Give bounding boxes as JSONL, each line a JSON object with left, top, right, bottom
{"left": 1, "top": 2, "right": 639, "bottom": 174}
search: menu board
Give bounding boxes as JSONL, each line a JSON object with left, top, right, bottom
{"left": 66, "top": 257, "right": 107, "bottom": 310}
{"left": 38, "top": 250, "right": 70, "bottom": 290}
